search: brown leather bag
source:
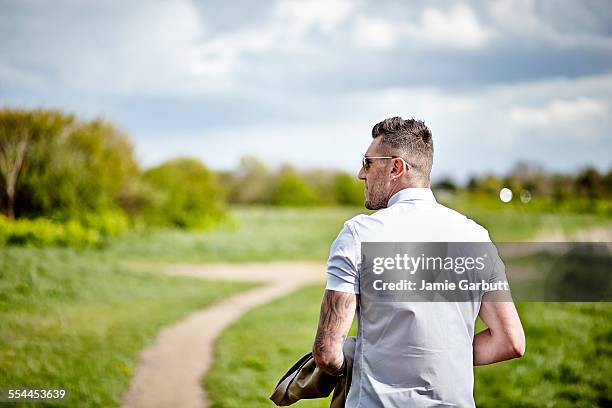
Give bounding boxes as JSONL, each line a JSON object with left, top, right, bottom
{"left": 270, "top": 337, "right": 356, "bottom": 408}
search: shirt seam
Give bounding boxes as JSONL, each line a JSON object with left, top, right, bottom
{"left": 345, "top": 220, "right": 361, "bottom": 293}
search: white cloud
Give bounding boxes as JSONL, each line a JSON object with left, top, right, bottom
{"left": 410, "top": 4, "right": 496, "bottom": 49}
{"left": 342, "top": 73, "right": 612, "bottom": 145}
{"left": 108, "top": 1, "right": 225, "bottom": 91}
{"left": 352, "top": 4, "right": 495, "bottom": 51}
{"left": 274, "top": 0, "right": 353, "bottom": 35}
{"left": 511, "top": 98, "right": 609, "bottom": 127}
{"left": 0, "top": 0, "right": 355, "bottom": 96}
{"left": 195, "top": 27, "right": 278, "bottom": 83}
{"left": 165, "top": 0, "right": 355, "bottom": 89}
{"left": 5, "top": 0, "right": 610, "bottom": 101}
{"left": 0, "top": 0, "right": 228, "bottom": 94}
{"left": 352, "top": 16, "right": 400, "bottom": 50}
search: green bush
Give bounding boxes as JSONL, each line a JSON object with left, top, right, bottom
{"left": 141, "top": 158, "right": 226, "bottom": 229}
{"left": 273, "top": 171, "right": 321, "bottom": 206}
{"left": 78, "top": 210, "right": 130, "bottom": 237}
{"left": 0, "top": 216, "right": 102, "bottom": 248}
{"left": 0, "top": 213, "right": 134, "bottom": 248}
{"left": 60, "top": 220, "right": 102, "bottom": 247}
{"left": 334, "top": 173, "right": 363, "bottom": 206}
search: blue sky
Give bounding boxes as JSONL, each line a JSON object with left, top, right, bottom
{"left": 1, "top": 0, "right": 611, "bottom": 181}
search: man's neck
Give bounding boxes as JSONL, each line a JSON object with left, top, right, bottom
{"left": 385, "top": 183, "right": 429, "bottom": 207}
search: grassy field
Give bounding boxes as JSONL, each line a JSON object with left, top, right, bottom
{"left": 1, "top": 204, "right": 611, "bottom": 407}
{"left": 105, "top": 206, "right": 363, "bottom": 263}
{"left": 205, "top": 285, "right": 612, "bottom": 408}
{"left": 474, "top": 303, "right": 611, "bottom": 407}
{"left": 439, "top": 193, "right": 611, "bottom": 242}
{"left": 0, "top": 248, "right": 256, "bottom": 408}
{"left": 105, "top": 205, "right": 611, "bottom": 264}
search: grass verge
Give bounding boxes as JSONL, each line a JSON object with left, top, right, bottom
{"left": 0, "top": 248, "right": 256, "bottom": 408}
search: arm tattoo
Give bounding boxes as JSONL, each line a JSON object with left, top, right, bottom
{"left": 313, "top": 290, "right": 357, "bottom": 375}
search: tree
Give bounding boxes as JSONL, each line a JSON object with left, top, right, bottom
{"left": 334, "top": 172, "right": 364, "bottom": 205}
{"left": 432, "top": 177, "right": 458, "bottom": 192}
{"left": 575, "top": 167, "right": 603, "bottom": 201}
{"left": 550, "top": 173, "right": 573, "bottom": 203}
{"left": 28, "top": 118, "right": 138, "bottom": 216}
{"left": 228, "top": 156, "right": 274, "bottom": 204}
{"left": 0, "top": 108, "right": 139, "bottom": 219}
{"left": 141, "top": 157, "right": 225, "bottom": 229}
{"left": 272, "top": 169, "right": 320, "bottom": 206}
{"left": 469, "top": 174, "right": 503, "bottom": 195}
{"left": 0, "top": 109, "right": 76, "bottom": 218}
{"left": 0, "top": 124, "right": 29, "bottom": 219}
{"left": 603, "top": 169, "right": 612, "bottom": 198}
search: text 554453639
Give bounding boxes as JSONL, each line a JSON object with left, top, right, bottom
{"left": 0, "top": 388, "right": 68, "bottom": 402}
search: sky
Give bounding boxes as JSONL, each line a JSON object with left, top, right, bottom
{"left": 1, "top": 0, "right": 611, "bottom": 182}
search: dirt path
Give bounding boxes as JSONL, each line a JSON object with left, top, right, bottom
{"left": 121, "top": 262, "right": 325, "bottom": 408}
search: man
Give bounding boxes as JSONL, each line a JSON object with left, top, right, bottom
{"left": 312, "top": 117, "right": 525, "bottom": 407}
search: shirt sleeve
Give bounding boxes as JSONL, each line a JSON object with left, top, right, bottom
{"left": 326, "top": 221, "right": 361, "bottom": 294}
{"left": 482, "top": 241, "right": 508, "bottom": 294}
{"left": 486, "top": 250, "right": 508, "bottom": 290}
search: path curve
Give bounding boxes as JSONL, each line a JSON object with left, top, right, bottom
{"left": 122, "top": 262, "right": 325, "bottom": 408}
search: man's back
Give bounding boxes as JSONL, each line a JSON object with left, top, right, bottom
{"left": 327, "top": 188, "right": 494, "bottom": 407}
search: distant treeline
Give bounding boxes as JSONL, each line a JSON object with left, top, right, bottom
{"left": 222, "top": 160, "right": 612, "bottom": 215}
{"left": 461, "top": 163, "right": 612, "bottom": 213}
{"left": 219, "top": 156, "right": 363, "bottom": 206}
{"left": 0, "top": 108, "right": 610, "bottom": 246}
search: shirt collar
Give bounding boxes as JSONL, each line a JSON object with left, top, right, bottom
{"left": 388, "top": 188, "right": 436, "bottom": 207}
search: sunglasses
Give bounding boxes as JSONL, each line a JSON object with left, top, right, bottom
{"left": 362, "top": 156, "right": 410, "bottom": 171}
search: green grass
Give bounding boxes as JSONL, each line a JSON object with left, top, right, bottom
{"left": 474, "top": 303, "right": 612, "bottom": 407}
{"left": 441, "top": 194, "right": 612, "bottom": 242}
{"left": 205, "top": 285, "right": 612, "bottom": 408}
{"left": 2, "top": 205, "right": 610, "bottom": 407}
{"left": 105, "top": 205, "right": 611, "bottom": 264}
{"left": 0, "top": 248, "right": 256, "bottom": 408}
{"left": 464, "top": 210, "right": 609, "bottom": 242}
{"left": 205, "top": 285, "right": 333, "bottom": 408}
{"left": 105, "top": 207, "right": 365, "bottom": 262}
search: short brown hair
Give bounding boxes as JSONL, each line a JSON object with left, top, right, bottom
{"left": 372, "top": 116, "right": 434, "bottom": 184}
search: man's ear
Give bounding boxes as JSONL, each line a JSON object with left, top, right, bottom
{"left": 389, "top": 163, "right": 398, "bottom": 179}
{"left": 390, "top": 158, "right": 405, "bottom": 179}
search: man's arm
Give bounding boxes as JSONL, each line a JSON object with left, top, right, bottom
{"left": 474, "top": 295, "right": 526, "bottom": 365}
{"left": 312, "top": 289, "right": 357, "bottom": 375}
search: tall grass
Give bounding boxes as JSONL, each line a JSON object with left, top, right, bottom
{"left": 0, "top": 248, "right": 255, "bottom": 407}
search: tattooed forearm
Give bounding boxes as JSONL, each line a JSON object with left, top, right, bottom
{"left": 312, "top": 290, "right": 357, "bottom": 375}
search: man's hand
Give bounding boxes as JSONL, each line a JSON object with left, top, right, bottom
{"left": 312, "top": 289, "right": 357, "bottom": 375}
{"left": 474, "top": 294, "right": 526, "bottom": 365}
